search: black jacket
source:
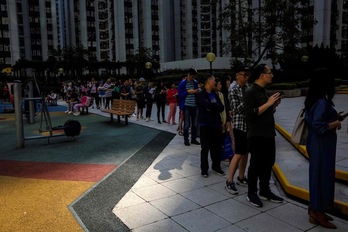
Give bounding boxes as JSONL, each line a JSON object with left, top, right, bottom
{"left": 196, "top": 89, "right": 224, "bottom": 128}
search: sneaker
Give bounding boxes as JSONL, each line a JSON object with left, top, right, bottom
{"left": 146, "top": 118, "right": 149, "bottom": 122}
{"left": 68, "top": 111, "right": 73, "bottom": 114}
{"left": 64, "top": 110, "right": 69, "bottom": 113}
{"left": 184, "top": 141, "right": 190, "bottom": 146}
{"left": 191, "top": 140, "right": 201, "bottom": 145}
{"left": 247, "top": 192, "right": 263, "bottom": 207}
{"left": 225, "top": 181, "right": 238, "bottom": 195}
{"left": 259, "top": 191, "right": 284, "bottom": 203}
{"left": 212, "top": 169, "right": 225, "bottom": 176}
{"left": 73, "top": 112, "right": 80, "bottom": 116}
{"left": 136, "top": 117, "right": 139, "bottom": 121}
{"left": 201, "top": 172, "right": 209, "bottom": 178}
{"left": 236, "top": 176, "right": 248, "bottom": 186}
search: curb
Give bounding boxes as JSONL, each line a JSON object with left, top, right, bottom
{"left": 274, "top": 123, "right": 348, "bottom": 217}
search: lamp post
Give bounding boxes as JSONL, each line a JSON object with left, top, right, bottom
{"left": 206, "top": 52, "right": 216, "bottom": 74}
{"left": 145, "top": 62, "right": 152, "bottom": 79}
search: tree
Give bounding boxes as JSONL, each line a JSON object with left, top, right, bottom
{"left": 220, "top": 0, "right": 316, "bottom": 68}
{"left": 126, "top": 47, "right": 160, "bottom": 77}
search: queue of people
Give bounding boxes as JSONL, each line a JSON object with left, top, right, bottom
{"left": 56, "top": 65, "right": 343, "bottom": 229}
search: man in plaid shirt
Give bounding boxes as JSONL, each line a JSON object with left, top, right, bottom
{"left": 225, "top": 65, "right": 250, "bottom": 195}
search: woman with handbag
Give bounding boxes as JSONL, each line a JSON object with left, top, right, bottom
{"left": 305, "top": 67, "right": 346, "bottom": 229}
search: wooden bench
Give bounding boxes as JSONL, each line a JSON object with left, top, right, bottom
{"left": 102, "top": 99, "right": 136, "bottom": 125}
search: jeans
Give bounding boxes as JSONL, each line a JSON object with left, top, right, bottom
{"left": 183, "top": 106, "right": 198, "bottom": 143}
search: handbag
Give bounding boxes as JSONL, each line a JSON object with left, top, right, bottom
{"left": 291, "top": 109, "right": 309, "bottom": 145}
{"left": 221, "top": 132, "right": 234, "bottom": 160}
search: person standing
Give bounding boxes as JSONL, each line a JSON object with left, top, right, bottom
{"left": 135, "top": 78, "right": 146, "bottom": 120}
{"left": 154, "top": 81, "right": 167, "bottom": 124}
{"left": 143, "top": 81, "right": 155, "bottom": 122}
{"left": 244, "top": 64, "right": 283, "bottom": 207}
{"left": 305, "top": 68, "right": 345, "bottom": 229}
{"left": 178, "top": 68, "right": 200, "bottom": 146}
{"left": 166, "top": 81, "right": 178, "bottom": 125}
{"left": 225, "top": 65, "right": 250, "bottom": 195}
{"left": 196, "top": 75, "right": 225, "bottom": 177}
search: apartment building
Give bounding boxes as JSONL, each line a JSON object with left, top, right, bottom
{"left": 0, "top": 0, "right": 346, "bottom": 71}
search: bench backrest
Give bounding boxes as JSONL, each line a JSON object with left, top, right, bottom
{"left": 111, "top": 99, "right": 135, "bottom": 113}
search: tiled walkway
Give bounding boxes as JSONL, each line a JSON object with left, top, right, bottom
{"left": 86, "top": 95, "right": 348, "bottom": 232}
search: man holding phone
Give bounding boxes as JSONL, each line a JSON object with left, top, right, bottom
{"left": 244, "top": 64, "right": 284, "bottom": 207}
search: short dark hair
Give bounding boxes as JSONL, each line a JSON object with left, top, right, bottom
{"left": 250, "top": 64, "right": 267, "bottom": 82}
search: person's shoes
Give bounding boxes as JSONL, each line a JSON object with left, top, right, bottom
{"left": 236, "top": 176, "right": 248, "bottom": 186}
{"left": 73, "top": 112, "right": 80, "bottom": 116}
{"left": 225, "top": 181, "right": 238, "bottom": 195}
{"left": 259, "top": 191, "right": 284, "bottom": 203}
{"left": 65, "top": 110, "right": 69, "bottom": 113}
{"left": 68, "top": 111, "right": 73, "bottom": 114}
{"left": 247, "top": 192, "right": 263, "bottom": 207}
{"left": 184, "top": 141, "right": 190, "bottom": 146}
{"left": 140, "top": 116, "right": 144, "bottom": 119}
{"left": 191, "top": 140, "right": 201, "bottom": 145}
{"left": 309, "top": 210, "right": 337, "bottom": 229}
{"left": 162, "top": 120, "right": 167, "bottom": 123}
{"left": 201, "top": 172, "right": 209, "bottom": 178}
{"left": 97, "top": 106, "right": 100, "bottom": 109}
{"left": 212, "top": 168, "right": 225, "bottom": 176}
{"left": 136, "top": 117, "right": 139, "bottom": 121}
{"left": 173, "top": 122, "right": 177, "bottom": 125}
{"left": 158, "top": 120, "right": 161, "bottom": 124}
{"left": 146, "top": 118, "right": 149, "bottom": 122}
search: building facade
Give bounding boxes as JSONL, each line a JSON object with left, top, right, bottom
{"left": 0, "top": 0, "right": 346, "bottom": 72}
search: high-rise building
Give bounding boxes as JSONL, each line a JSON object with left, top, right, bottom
{"left": 0, "top": 0, "right": 346, "bottom": 72}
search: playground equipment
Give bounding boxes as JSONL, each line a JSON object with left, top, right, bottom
{"left": 14, "top": 81, "right": 81, "bottom": 148}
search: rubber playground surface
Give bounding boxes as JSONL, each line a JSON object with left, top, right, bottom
{"left": 0, "top": 110, "right": 175, "bottom": 231}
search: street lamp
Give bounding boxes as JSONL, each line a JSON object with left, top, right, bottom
{"left": 206, "top": 52, "right": 216, "bottom": 74}
{"left": 145, "top": 62, "right": 152, "bottom": 79}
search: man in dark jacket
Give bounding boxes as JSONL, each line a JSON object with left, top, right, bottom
{"left": 196, "top": 75, "right": 225, "bottom": 178}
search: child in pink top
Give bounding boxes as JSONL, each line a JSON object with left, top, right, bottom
{"left": 73, "top": 94, "right": 90, "bottom": 116}
{"left": 166, "top": 82, "right": 178, "bottom": 125}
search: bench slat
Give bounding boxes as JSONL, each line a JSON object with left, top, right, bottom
{"left": 102, "top": 99, "right": 136, "bottom": 125}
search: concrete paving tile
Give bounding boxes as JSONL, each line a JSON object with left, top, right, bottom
{"left": 154, "top": 156, "right": 186, "bottom": 170}
{"left": 206, "top": 198, "right": 260, "bottom": 223}
{"left": 113, "top": 191, "right": 146, "bottom": 210}
{"left": 172, "top": 208, "right": 230, "bottom": 232}
{"left": 171, "top": 163, "right": 201, "bottom": 177}
{"left": 266, "top": 203, "right": 314, "bottom": 231}
{"left": 208, "top": 181, "right": 248, "bottom": 197}
{"left": 131, "top": 175, "right": 158, "bottom": 190}
{"left": 150, "top": 194, "right": 200, "bottom": 217}
{"left": 181, "top": 186, "right": 229, "bottom": 207}
{"left": 187, "top": 173, "right": 225, "bottom": 186}
{"left": 132, "top": 184, "right": 177, "bottom": 201}
{"left": 233, "top": 193, "right": 285, "bottom": 212}
{"left": 215, "top": 225, "right": 246, "bottom": 232}
{"left": 162, "top": 177, "right": 204, "bottom": 193}
{"left": 113, "top": 202, "right": 167, "bottom": 230}
{"left": 132, "top": 218, "right": 187, "bottom": 232}
{"left": 144, "top": 168, "right": 185, "bottom": 183}
{"left": 235, "top": 212, "right": 302, "bottom": 232}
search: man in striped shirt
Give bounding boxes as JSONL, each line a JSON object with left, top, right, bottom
{"left": 178, "top": 68, "right": 201, "bottom": 146}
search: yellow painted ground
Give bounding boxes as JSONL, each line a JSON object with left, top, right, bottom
{"left": 0, "top": 176, "right": 93, "bottom": 232}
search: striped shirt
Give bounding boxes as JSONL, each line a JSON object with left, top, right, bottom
{"left": 229, "top": 83, "right": 247, "bottom": 132}
{"left": 184, "top": 81, "right": 197, "bottom": 107}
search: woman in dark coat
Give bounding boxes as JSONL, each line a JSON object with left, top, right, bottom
{"left": 305, "top": 68, "right": 346, "bottom": 229}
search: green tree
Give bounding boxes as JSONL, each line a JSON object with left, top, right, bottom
{"left": 126, "top": 47, "right": 160, "bottom": 77}
{"left": 220, "top": 0, "right": 316, "bottom": 68}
